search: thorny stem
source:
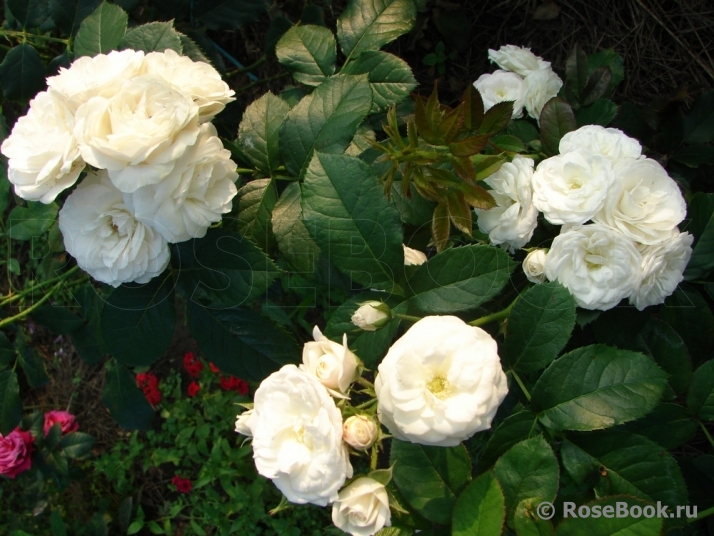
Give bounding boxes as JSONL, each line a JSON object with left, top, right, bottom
{"left": 700, "top": 421, "right": 714, "bottom": 450}
{"left": 0, "top": 279, "right": 65, "bottom": 329}
{"left": 0, "top": 30, "right": 69, "bottom": 44}
{"left": 393, "top": 313, "right": 422, "bottom": 323}
{"left": 0, "top": 265, "right": 81, "bottom": 308}
{"left": 370, "top": 444, "right": 379, "bottom": 471}
{"left": 510, "top": 369, "right": 531, "bottom": 402}
{"left": 469, "top": 295, "right": 519, "bottom": 327}
{"left": 235, "top": 72, "right": 289, "bottom": 93}
{"left": 356, "top": 377, "right": 374, "bottom": 390}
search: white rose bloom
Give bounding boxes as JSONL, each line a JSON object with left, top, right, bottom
{"left": 301, "top": 326, "right": 359, "bottom": 398}
{"left": 375, "top": 316, "right": 508, "bottom": 447}
{"left": 630, "top": 231, "right": 693, "bottom": 311}
{"left": 123, "top": 123, "right": 238, "bottom": 243}
{"left": 73, "top": 75, "right": 200, "bottom": 193}
{"left": 58, "top": 170, "right": 170, "bottom": 287}
{"left": 523, "top": 68, "right": 563, "bottom": 121}
{"left": 0, "top": 91, "right": 84, "bottom": 203}
{"left": 532, "top": 149, "right": 615, "bottom": 225}
{"left": 235, "top": 409, "right": 255, "bottom": 437}
{"left": 403, "top": 245, "right": 427, "bottom": 266}
{"left": 143, "top": 49, "right": 235, "bottom": 123}
{"left": 544, "top": 223, "right": 642, "bottom": 310}
{"left": 332, "top": 477, "right": 391, "bottom": 536}
{"left": 351, "top": 301, "right": 390, "bottom": 332}
{"left": 343, "top": 415, "right": 379, "bottom": 450}
{"left": 251, "top": 365, "right": 352, "bottom": 506}
{"left": 559, "top": 125, "right": 642, "bottom": 162}
{"left": 473, "top": 70, "right": 526, "bottom": 119}
{"left": 593, "top": 157, "right": 686, "bottom": 246}
{"left": 46, "top": 49, "right": 145, "bottom": 112}
{"left": 475, "top": 155, "right": 538, "bottom": 252}
{"left": 488, "top": 45, "right": 551, "bottom": 77}
{"left": 523, "top": 249, "right": 548, "bottom": 284}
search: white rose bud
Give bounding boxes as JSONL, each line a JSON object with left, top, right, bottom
{"left": 559, "top": 125, "right": 642, "bottom": 162}
{"left": 351, "top": 301, "right": 390, "bottom": 332}
{"left": 343, "top": 415, "right": 379, "bottom": 450}
{"left": 301, "top": 326, "right": 359, "bottom": 398}
{"left": 403, "top": 245, "right": 427, "bottom": 266}
{"left": 488, "top": 45, "right": 551, "bottom": 77}
{"left": 234, "top": 409, "right": 254, "bottom": 437}
{"left": 332, "top": 477, "right": 391, "bottom": 536}
{"left": 473, "top": 70, "right": 526, "bottom": 119}
{"left": 523, "top": 249, "right": 548, "bottom": 284}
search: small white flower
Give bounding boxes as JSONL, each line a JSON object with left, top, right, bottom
{"left": 351, "top": 301, "right": 390, "bottom": 332}
{"left": 523, "top": 249, "right": 548, "bottom": 284}
{"left": 375, "top": 316, "right": 508, "bottom": 447}
{"left": 559, "top": 125, "right": 642, "bottom": 162}
{"left": 301, "top": 326, "right": 359, "bottom": 398}
{"left": 343, "top": 415, "right": 379, "bottom": 451}
{"left": 544, "top": 223, "right": 642, "bottom": 310}
{"left": 532, "top": 149, "right": 615, "bottom": 225}
{"left": 473, "top": 70, "right": 526, "bottom": 119}
{"left": 475, "top": 155, "right": 538, "bottom": 252}
{"left": 523, "top": 68, "right": 563, "bottom": 121}
{"left": 403, "top": 245, "right": 427, "bottom": 266}
{"left": 331, "top": 477, "right": 391, "bottom": 536}
{"left": 235, "top": 409, "right": 254, "bottom": 437}
{"left": 488, "top": 45, "right": 551, "bottom": 77}
{"left": 630, "top": 232, "right": 693, "bottom": 310}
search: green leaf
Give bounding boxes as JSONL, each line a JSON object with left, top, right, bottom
{"left": 237, "top": 91, "right": 290, "bottom": 173}
{"left": 7, "top": 202, "right": 58, "bottom": 241}
{"left": 346, "top": 123, "right": 376, "bottom": 156}
{"left": 0, "top": 333, "right": 15, "bottom": 370}
{"left": 539, "top": 97, "right": 577, "bottom": 155}
{"left": 553, "top": 497, "right": 662, "bottom": 536}
{"left": 688, "top": 360, "right": 714, "bottom": 420}
{"left": 7, "top": 0, "right": 49, "bottom": 29}
{"left": 280, "top": 74, "right": 373, "bottom": 178}
{"left": 621, "top": 403, "right": 697, "bottom": 449}
{"left": 177, "top": 33, "right": 209, "bottom": 63}
{"left": 194, "top": 0, "right": 268, "bottom": 31}
{"left": 186, "top": 301, "right": 299, "bottom": 381}
{"left": 118, "top": 21, "right": 183, "bottom": 54}
{"left": 640, "top": 318, "right": 691, "bottom": 394}
{"left": 50, "top": 0, "right": 103, "bottom": 36}
{"left": 0, "top": 370, "right": 21, "bottom": 435}
{"left": 477, "top": 410, "right": 543, "bottom": 472}
{"left": 575, "top": 99, "right": 619, "bottom": 127}
{"left": 0, "top": 162, "right": 11, "bottom": 217}
{"left": 301, "top": 152, "right": 403, "bottom": 290}
{"left": 492, "top": 435, "right": 559, "bottom": 528}
{"left": 174, "top": 229, "right": 281, "bottom": 309}
{"left": 684, "top": 193, "right": 714, "bottom": 280}
{"left": 565, "top": 45, "right": 588, "bottom": 96}
{"left": 391, "top": 440, "right": 472, "bottom": 525}
{"left": 59, "top": 431, "right": 95, "bottom": 459}
{"left": 683, "top": 90, "right": 714, "bottom": 143}
{"left": 342, "top": 51, "right": 417, "bottom": 112}
{"left": 336, "top": 0, "right": 416, "bottom": 59}
{"left": 587, "top": 49, "right": 624, "bottom": 94}
{"left": 102, "top": 362, "right": 154, "bottom": 430}
{"left": 659, "top": 286, "right": 714, "bottom": 361}
{"left": 479, "top": 101, "right": 513, "bottom": 135}
{"left": 390, "top": 182, "right": 435, "bottom": 227}
{"left": 30, "top": 305, "right": 84, "bottom": 334}
{"left": 490, "top": 134, "right": 524, "bottom": 153}
{"left": 50, "top": 509, "right": 68, "bottom": 536}
{"left": 276, "top": 25, "right": 336, "bottom": 87}
{"left": 18, "top": 345, "right": 49, "bottom": 387}
{"left": 564, "top": 430, "right": 688, "bottom": 508}
{"left": 405, "top": 245, "right": 515, "bottom": 314}
{"left": 514, "top": 499, "right": 554, "bottom": 536}
{"left": 69, "top": 285, "right": 106, "bottom": 365}
{"left": 100, "top": 276, "right": 176, "bottom": 367}
{"left": 505, "top": 282, "right": 576, "bottom": 374}
{"left": 271, "top": 182, "right": 322, "bottom": 276}
{"left": 531, "top": 345, "right": 668, "bottom": 431}
{"left": 452, "top": 472, "right": 505, "bottom": 536}
{"left": 580, "top": 67, "right": 612, "bottom": 106}
{"left": 73, "top": 1, "right": 128, "bottom": 57}
{"left": 0, "top": 44, "right": 46, "bottom": 101}
{"left": 671, "top": 142, "right": 714, "bottom": 167}
{"left": 235, "top": 178, "right": 278, "bottom": 252}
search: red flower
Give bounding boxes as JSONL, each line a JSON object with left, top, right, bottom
{"left": 183, "top": 352, "right": 203, "bottom": 378}
{"left": 171, "top": 475, "right": 192, "bottom": 493}
{"left": 209, "top": 363, "right": 220, "bottom": 374}
{"left": 0, "top": 428, "right": 34, "bottom": 479}
{"left": 187, "top": 381, "right": 200, "bottom": 398}
{"left": 220, "top": 376, "right": 249, "bottom": 395}
{"left": 43, "top": 411, "right": 79, "bottom": 436}
{"left": 136, "top": 373, "right": 161, "bottom": 406}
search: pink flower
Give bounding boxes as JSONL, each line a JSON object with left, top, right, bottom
{"left": 0, "top": 428, "right": 35, "bottom": 479}
{"left": 171, "top": 475, "right": 192, "bottom": 493}
{"left": 43, "top": 410, "right": 79, "bottom": 436}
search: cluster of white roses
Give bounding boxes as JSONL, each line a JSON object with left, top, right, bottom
{"left": 474, "top": 45, "right": 563, "bottom": 120}
{"left": 0, "top": 49, "right": 238, "bottom": 287}
{"left": 236, "top": 315, "right": 508, "bottom": 535}
{"left": 477, "top": 123, "right": 690, "bottom": 311}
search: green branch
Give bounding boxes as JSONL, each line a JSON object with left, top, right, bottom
{"left": 469, "top": 296, "right": 518, "bottom": 327}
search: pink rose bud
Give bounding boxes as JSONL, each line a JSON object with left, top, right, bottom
{"left": 43, "top": 410, "right": 79, "bottom": 436}
{"left": 0, "top": 428, "right": 35, "bottom": 479}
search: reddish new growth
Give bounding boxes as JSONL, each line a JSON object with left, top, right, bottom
{"left": 171, "top": 475, "right": 192, "bottom": 493}
{"left": 183, "top": 352, "right": 204, "bottom": 378}
{"left": 187, "top": 381, "right": 200, "bottom": 398}
{"left": 136, "top": 372, "right": 162, "bottom": 406}
{"left": 220, "top": 375, "right": 249, "bottom": 395}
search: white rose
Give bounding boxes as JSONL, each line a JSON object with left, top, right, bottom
{"left": 523, "top": 68, "right": 563, "bottom": 121}
{"left": 473, "top": 70, "right": 526, "bottom": 119}
{"left": 630, "top": 231, "right": 693, "bottom": 311}
{"left": 475, "top": 155, "right": 538, "bottom": 252}
{"left": 143, "top": 49, "right": 235, "bottom": 123}
{"left": 301, "top": 326, "right": 359, "bottom": 398}
{"left": 488, "top": 45, "right": 551, "bottom": 77}
{"left": 58, "top": 170, "right": 170, "bottom": 287}
{"left": 251, "top": 365, "right": 352, "bottom": 506}
{"left": 375, "top": 316, "right": 508, "bottom": 447}
{"left": 523, "top": 249, "right": 548, "bottom": 284}
{"left": 532, "top": 149, "right": 615, "bottom": 225}
{"left": 235, "top": 409, "right": 254, "bottom": 437}
{"left": 0, "top": 91, "right": 84, "bottom": 203}
{"left": 332, "top": 477, "right": 391, "bottom": 536}
{"left": 351, "top": 301, "right": 390, "bottom": 332}
{"left": 559, "top": 125, "right": 642, "bottom": 162}
{"left": 403, "top": 245, "right": 427, "bottom": 266}
{"left": 123, "top": 123, "right": 238, "bottom": 243}
{"left": 544, "top": 223, "right": 642, "bottom": 310}
{"left": 593, "top": 157, "right": 686, "bottom": 246}
{"left": 73, "top": 75, "right": 200, "bottom": 193}
{"left": 46, "top": 49, "right": 145, "bottom": 112}
{"left": 343, "top": 415, "right": 379, "bottom": 450}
